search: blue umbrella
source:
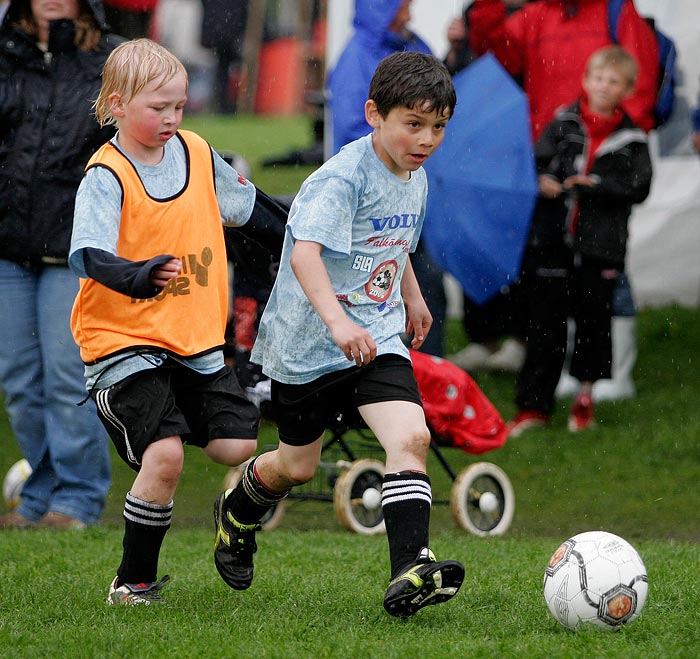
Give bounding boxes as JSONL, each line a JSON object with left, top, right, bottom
{"left": 423, "top": 53, "right": 538, "bottom": 305}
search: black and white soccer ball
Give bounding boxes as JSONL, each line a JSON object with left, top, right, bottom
{"left": 543, "top": 530, "right": 648, "bottom": 631}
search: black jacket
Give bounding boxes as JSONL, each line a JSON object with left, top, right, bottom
{"left": 0, "top": 0, "right": 121, "bottom": 265}
{"left": 530, "top": 100, "right": 653, "bottom": 265}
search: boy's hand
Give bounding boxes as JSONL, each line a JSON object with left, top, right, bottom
{"left": 330, "top": 316, "right": 377, "bottom": 367}
{"left": 150, "top": 258, "right": 181, "bottom": 287}
{"left": 538, "top": 174, "right": 563, "bottom": 198}
{"left": 563, "top": 174, "right": 596, "bottom": 190}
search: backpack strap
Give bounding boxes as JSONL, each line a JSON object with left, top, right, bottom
{"left": 606, "top": 0, "right": 626, "bottom": 43}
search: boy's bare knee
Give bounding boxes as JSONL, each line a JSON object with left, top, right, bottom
{"left": 205, "top": 437, "right": 257, "bottom": 466}
{"left": 228, "top": 438, "right": 257, "bottom": 467}
{"left": 277, "top": 459, "right": 316, "bottom": 486}
{"left": 403, "top": 425, "right": 431, "bottom": 457}
{"left": 146, "top": 441, "right": 184, "bottom": 483}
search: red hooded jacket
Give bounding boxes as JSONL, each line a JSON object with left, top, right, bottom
{"left": 468, "top": 0, "right": 658, "bottom": 140}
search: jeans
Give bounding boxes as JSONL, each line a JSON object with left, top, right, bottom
{"left": 0, "top": 260, "right": 111, "bottom": 524}
{"left": 612, "top": 272, "right": 636, "bottom": 317}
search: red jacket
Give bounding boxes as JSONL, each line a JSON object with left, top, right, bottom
{"left": 103, "top": 0, "right": 158, "bottom": 11}
{"left": 469, "top": 0, "right": 658, "bottom": 140}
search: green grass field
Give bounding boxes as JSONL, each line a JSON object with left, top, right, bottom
{"left": 1, "top": 115, "right": 699, "bottom": 658}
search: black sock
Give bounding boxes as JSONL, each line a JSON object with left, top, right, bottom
{"left": 116, "top": 492, "right": 173, "bottom": 586}
{"left": 382, "top": 471, "right": 432, "bottom": 578}
{"left": 226, "top": 457, "right": 289, "bottom": 525}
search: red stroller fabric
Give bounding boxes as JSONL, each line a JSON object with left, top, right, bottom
{"left": 410, "top": 350, "right": 507, "bottom": 455}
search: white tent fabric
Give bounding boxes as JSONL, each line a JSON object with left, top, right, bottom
{"left": 327, "top": 0, "right": 700, "bottom": 308}
{"left": 627, "top": 0, "right": 700, "bottom": 308}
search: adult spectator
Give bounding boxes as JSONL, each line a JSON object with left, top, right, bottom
{"left": 326, "top": 0, "right": 446, "bottom": 357}
{"left": 327, "top": 0, "right": 431, "bottom": 156}
{"left": 200, "top": 0, "right": 249, "bottom": 114}
{"left": 467, "top": 0, "right": 657, "bottom": 398}
{"left": 0, "top": 0, "right": 118, "bottom": 529}
{"left": 443, "top": 5, "right": 477, "bottom": 76}
{"left": 468, "top": 0, "right": 659, "bottom": 140}
{"left": 443, "top": 3, "right": 526, "bottom": 374}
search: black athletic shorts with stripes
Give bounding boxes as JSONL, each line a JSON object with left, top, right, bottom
{"left": 92, "top": 363, "right": 259, "bottom": 471}
{"left": 270, "top": 353, "right": 423, "bottom": 446}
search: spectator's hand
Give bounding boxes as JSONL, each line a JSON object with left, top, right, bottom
{"left": 564, "top": 174, "right": 597, "bottom": 190}
{"left": 447, "top": 16, "right": 467, "bottom": 48}
{"left": 538, "top": 174, "right": 563, "bottom": 198}
{"left": 150, "top": 258, "right": 181, "bottom": 287}
{"left": 693, "top": 131, "right": 700, "bottom": 154}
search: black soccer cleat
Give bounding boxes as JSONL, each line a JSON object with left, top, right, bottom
{"left": 213, "top": 489, "right": 260, "bottom": 590}
{"left": 383, "top": 547, "right": 464, "bottom": 617}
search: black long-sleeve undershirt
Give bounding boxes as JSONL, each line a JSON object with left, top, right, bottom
{"left": 80, "top": 248, "right": 175, "bottom": 299}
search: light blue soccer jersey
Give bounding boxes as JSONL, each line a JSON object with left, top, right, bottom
{"left": 252, "top": 134, "right": 427, "bottom": 384}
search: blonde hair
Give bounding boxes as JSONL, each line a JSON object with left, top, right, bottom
{"left": 94, "top": 39, "right": 188, "bottom": 127}
{"left": 585, "top": 45, "right": 638, "bottom": 89}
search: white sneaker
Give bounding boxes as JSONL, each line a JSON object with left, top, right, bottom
{"left": 106, "top": 575, "right": 170, "bottom": 606}
{"left": 446, "top": 343, "right": 493, "bottom": 371}
{"left": 487, "top": 339, "right": 525, "bottom": 372}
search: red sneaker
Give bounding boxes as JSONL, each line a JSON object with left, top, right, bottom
{"left": 506, "top": 410, "right": 550, "bottom": 438}
{"left": 568, "top": 391, "right": 595, "bottom": 432}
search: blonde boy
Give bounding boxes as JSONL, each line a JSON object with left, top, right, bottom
{"left": 69, "top": 39, "right": 259, "bottom": 605}
{"left": 507, "top": 45, "right": 652, "bottom": 437}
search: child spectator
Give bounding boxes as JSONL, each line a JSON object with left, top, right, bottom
{"left": 69, "top": 39, "right": 260, "bottom": 605}
{"left": 213, "top": 51, "right": 465, "bottom": 617}
{"left": 507, "top": 45, "right": 652, "bottom": 437}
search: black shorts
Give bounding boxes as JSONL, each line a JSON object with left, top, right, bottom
{"left": 271, "top": 354, "right": 422, "bottom": 446}
{"left": 92, "top": 364, "right": 259, "bottom": 471}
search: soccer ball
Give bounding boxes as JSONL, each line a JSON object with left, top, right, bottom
{"left": 2, "top": 459, "right": 32, "bottom": 510}
{"left": 543, "top": 530, "right": 648, "bottom": 631}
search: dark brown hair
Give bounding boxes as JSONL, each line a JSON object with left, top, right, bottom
{"left": 368, "top": 51, "right": 457, "bottom": 119}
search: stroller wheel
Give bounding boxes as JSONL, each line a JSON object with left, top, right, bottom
{"left": 450, "top": 462, "right": 514, "bottom": 537}
{"left": 333, "top": 459, "right": 386, "bottom": 535}
{"left": 223, "top": 460, "right": 286, "bottom": 531}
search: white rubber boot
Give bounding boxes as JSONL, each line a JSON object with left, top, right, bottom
{"left": 592, "top": 316, "right": 637, "bottom": 402}
{"left": 446, "top": 343, "right": 493, "bottom": 371}
{"left": 555, "top": 319, "right": 578, "bottom": 399}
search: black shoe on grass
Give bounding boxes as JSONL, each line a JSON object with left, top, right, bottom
{"left": 214, "top": 489, "right": 260, "bottom": 590}
{"left": 383, "top": 547, "right": 464, "bottom": 617}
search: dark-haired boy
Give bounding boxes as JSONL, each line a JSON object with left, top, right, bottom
{"left": 213, "top": 51, "right": 464, "bottom": 617}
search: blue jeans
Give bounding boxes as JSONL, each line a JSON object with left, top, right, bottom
{"left": 612, "top": 272, "right": 636, "bottom": 317}
{"left": 0, "top": 260, "right": 111, "bottom": 524}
